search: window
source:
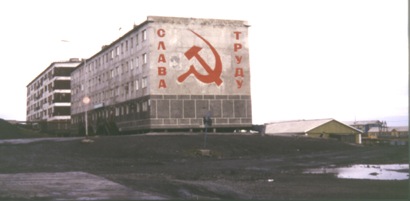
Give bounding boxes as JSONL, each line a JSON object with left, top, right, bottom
{"left": 122, "top": 64, "right": 126, "bottom": 74}
{"left": 111, "top": 50, "right": 114, "bottom": 59}
{"left": 135, "top": 79, "right": 139, "bottom": 90}
{"left": 115, "top": 107, "right": 119, "bottom": 116}
{"left": 130, "top": 37, "right": 133, "bottom": 48}
{"left": 129, "top": 82, "right": 133, "bottom": 92}
{"left": 142, "top": 29, "right": 147, "bottom": 41}
{"left": 124, "top": 84, "right": 129, "bottom": 94}
{"left": 136, "top": 57, "right": 139, "bottom": 67}
{"left": 125, "top": 40, "right": 128, "bottom": 51}
{"left": 116, "top": 46, "right": 120, "bottom": 56}
{"left": 142, "top": 77, "right": 147, "bottom": 88}
{"left": 136, "top": 34, "right": 139, "bottom": 46}
{"left": 142, "top": 101, "right": 148, "bottom": 111}
{"left": 143, "top": 53, "right": 147, "bottom": 64}
{"left": 130, "top": 59, "right": 134, "bottom": 70}
{"left": 121, "top": 43, "right": 124, "bottom": 53}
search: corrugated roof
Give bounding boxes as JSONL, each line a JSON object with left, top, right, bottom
{"left": 265, "top": 118, "right": 334, "bottom": 134}
{"left": 344, "top": 120, "right": 382, "bottom": 126}
{"left": 368, "top": 127, "right": 381, "bottom": 133}
{"left": 368, "top": 126, "right": 408, "bottom": 133}
{"left": 390, "top": 126, "right": 408, "bottom": 132}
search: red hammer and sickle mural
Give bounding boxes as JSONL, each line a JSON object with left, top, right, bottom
{"left": 177, "top": 30, "right": 223, "bottom": 86}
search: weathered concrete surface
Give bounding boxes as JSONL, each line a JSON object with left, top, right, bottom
{"left": 0, "top": 172, "right": 164, "bottom": 200}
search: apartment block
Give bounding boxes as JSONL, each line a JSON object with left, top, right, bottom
{"left": 70, "top": 16, "right": 252, "bottom": 135}
{"left": 26, "top": 58, "right": 81, "bottom": 134}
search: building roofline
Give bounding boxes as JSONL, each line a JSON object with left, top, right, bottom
{"left": 265, "top": 118, "right": 334, "bottom": 125}
{"left": 26, "top": 59, "right": 81, "bottom": 87}
{"left": 73, "top": 16, "right": 249, "bottom": 70}
{"left": 265, "top": 118, "right": 363, "bottom": 134}
{"left": 312, "top": 119, "right": 364, "bottom": 134}
{"left": 74, "top": 16, "right": 153, "bottom": 70}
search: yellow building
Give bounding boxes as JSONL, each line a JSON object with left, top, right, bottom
{"left": 390, "top": 126, "right": 408, "bottom": 138}
{"left": 264, "top": 118, "right": 362, "bottom": 144}
{"left": 368, "top": 126, "right": 408, "bottom": 138}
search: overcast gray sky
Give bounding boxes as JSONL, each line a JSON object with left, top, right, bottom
{"left": 0, "top": 0, "right": 407, "bottom": 126}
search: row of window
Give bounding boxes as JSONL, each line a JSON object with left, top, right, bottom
{"left": 72, "top": 77, "right": 148, "bottom": 113}
{"left": 72, "top": 77, "right": 148, "bottom": 109}
{"left": 72, "top": 52, "right": 148, "bottom": 97}
{"left": 28, "top": 70, "right": 53, "bottom": 93}
{"left": 27, "top": 106, "right": 67, "bottom": 121}
{"left": 70, "top": 29, "right": 150, "bottom": 115}
{"left": 79, "top": 52, "right": 148, "bottom": 77}
{"left": 78, "top": 29, "right": 147, "bottom": 75}
{"left": 28, "top": 66, "right": 76, "bottom": 94}
{"left": 72, "top": 100, "right": 149, "bottom": 124}
{"left": 27, "top": 80, "right": 70, "bottom": 104}
{"left": 27, "top": 93, "right": 69, "bottom": 113}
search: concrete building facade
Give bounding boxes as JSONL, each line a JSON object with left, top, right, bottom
{"left": 26, "top": 58, "right": 81, "bottom": 134}
{"left": 70, "top": 16, "right": 252, "bottom": 135}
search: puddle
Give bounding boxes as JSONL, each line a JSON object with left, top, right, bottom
{"left": 0, "top": 137, "right": 82, "bottom": 144}
{"left": 304, "top": 164, "right": 409, "bottom": 180}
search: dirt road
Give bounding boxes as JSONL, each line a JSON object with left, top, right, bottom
{"left": 0, "top": 134, "right": 408, "bottom": 200}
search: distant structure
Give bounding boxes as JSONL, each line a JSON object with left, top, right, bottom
{"left": 70, "top": 16, "right": 252, "bottom": 135}
{"left": 347, "top": 120, "right": 388, "bottom": 137}
{"left": 264, "top": 119, "right": 363, "bottom": 144}
{"left": 26, "top": 58, "right": 81, "bottom": 135}
{"left": 346, "top": 120, "right": 408, "bottom": 145}
{"left": 366, "top": 126, "right": 408, "bottom": 145}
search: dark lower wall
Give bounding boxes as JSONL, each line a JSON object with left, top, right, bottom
{"left": 145, "top": 94, "right": 252, "bottom": 131}
{"left": 71, "top": 94, "right": 252, "bottom": 135}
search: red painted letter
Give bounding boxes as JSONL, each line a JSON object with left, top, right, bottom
{"left": 234, "top": 31, "right": 241, "bottom": 40}
{"left": 158, "top": 54, "right": 166, "bottom": 63}
{"left": 234, "top": 43, "right": 242, "bottom": 52}
{"left": 157, "top": 41, "right": 166, "bottom": 50}
{"left": 235, "top": 56, "right": 242, "bottom": 64}
{"left": 157, "top": 29, "right": 165, "bottom": 37}
{"left": 158, "top": 67, "right": 167, "bottom": 76}
{"left": 234, "top": 68, "right": 244, "bottom": 77}
{"left": 236, "top": 79, "right": 243, "bottom": 89}
{"left": 158, "top": 79, "right": 167, "bottom": 88}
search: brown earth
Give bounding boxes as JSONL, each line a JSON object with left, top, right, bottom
{"left": 0, "top": 133, "right": 408, "bottom": 200}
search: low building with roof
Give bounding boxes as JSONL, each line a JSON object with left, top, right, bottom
{"left": 366, "top": 126, "right": 408, "bottom": 146}
{"left": 264, "top": 118, "right": 363, "bottom": 144}
{"left": 390, "top": 126, "right": 408, "bottom": 138}
{"left": 346, "top": 120, "right": 386, "bottom": 137}
{"left": 368, "top": 126, "right": 408, "bottom": 139}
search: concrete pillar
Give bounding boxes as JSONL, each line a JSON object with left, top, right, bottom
{"left": 356, "top": 134, "right": 362, "bottom": 144}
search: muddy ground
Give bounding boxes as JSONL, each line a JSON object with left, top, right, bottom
{"left": 0, "top": 133, "right": 408, "bottom": 200}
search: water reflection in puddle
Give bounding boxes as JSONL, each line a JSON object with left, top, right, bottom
{"left": 304, "top": 164, "right": 409, "bottom": 180}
